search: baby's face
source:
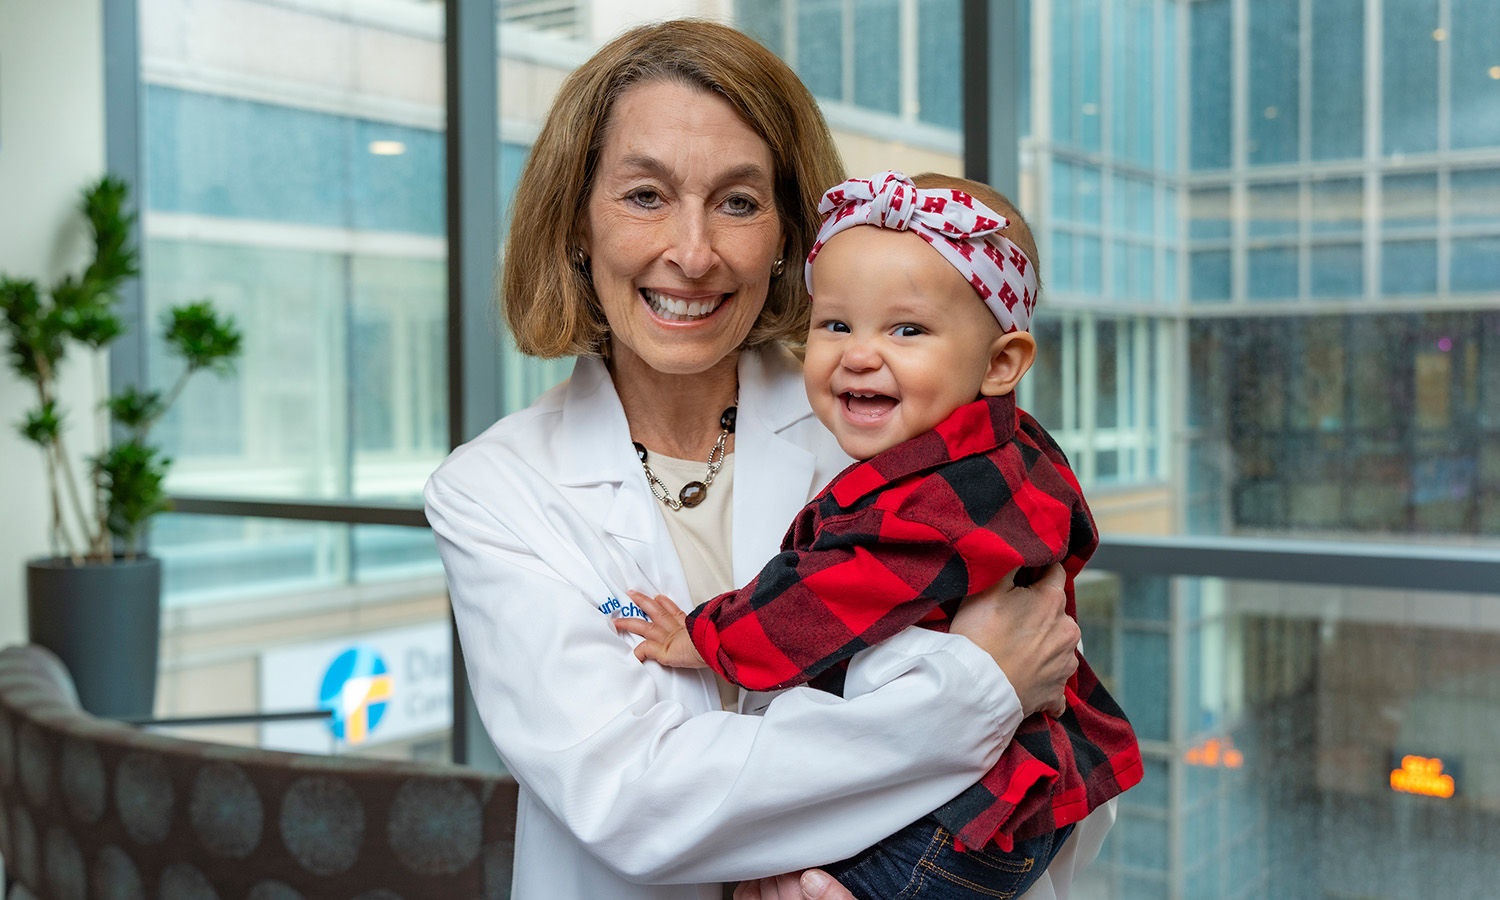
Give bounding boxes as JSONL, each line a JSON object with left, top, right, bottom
{"left": 804, "top": 226, "right": 1004, "bottom": 460}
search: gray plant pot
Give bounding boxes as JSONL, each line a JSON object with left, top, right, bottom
{"left": 26, "top": 556, "right": 162, "bottom": 719}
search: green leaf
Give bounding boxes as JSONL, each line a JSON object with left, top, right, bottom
{"left": 95, "top": 440, "right": 170, "bottom": 545}
{"left": 107, "top": 386, "right": 165, "bottom": 430}
{"left": 57, "top": 299, "right": 124, "bottom": 348}
{"left": 163, "top": 300, "right": 243, "bottom": 374}
{"left": 81, "top": 176, "right": 139, "bottom": 289}
{"left": 18, "top": 401, "right": 63, "bottom": 447}
{"left": 0, "top": 278, "right": 52, "bottom": 378}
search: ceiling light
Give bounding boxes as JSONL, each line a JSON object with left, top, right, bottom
{"left": 369, "top": 141, "right": 407, "bottom": 156}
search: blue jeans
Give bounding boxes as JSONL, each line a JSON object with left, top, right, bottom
{"left": 824, "top": 816, "right": 1075, "bottom": 900}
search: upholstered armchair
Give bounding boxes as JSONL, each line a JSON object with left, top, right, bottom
{"left": 0, "top": 645, "right": 517, "bottom": 900}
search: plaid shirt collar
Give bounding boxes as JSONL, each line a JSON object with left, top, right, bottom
{"left": 830, "top": 393, "right": 1020, "bottom": 508}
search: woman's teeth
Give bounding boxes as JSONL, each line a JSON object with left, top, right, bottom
{"left": 643, "top": 289, "right": 724, "bottom": 321}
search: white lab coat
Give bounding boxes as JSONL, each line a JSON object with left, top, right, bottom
{"left": 425, "top": 346, "right": 1112, "bottom": 900}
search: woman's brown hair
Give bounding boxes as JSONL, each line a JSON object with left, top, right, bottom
{"left": 501, "top": 19, "right": 846, "bottom": 358}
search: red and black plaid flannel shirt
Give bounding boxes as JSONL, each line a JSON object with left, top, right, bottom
{"left": 685, "top": 393, "right": 1142, "bottom": 852}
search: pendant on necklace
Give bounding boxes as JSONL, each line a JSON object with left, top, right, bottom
{"left": 679, "top": 482, "right": 707, "bottom": 508}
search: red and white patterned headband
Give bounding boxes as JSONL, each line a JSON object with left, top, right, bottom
{"left": 805, "top": 170, "right": 1038, "bottom": 333}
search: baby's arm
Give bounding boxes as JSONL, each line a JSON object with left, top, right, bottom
{"left": 613, "top": 590, "right": 708, "bottom": 669}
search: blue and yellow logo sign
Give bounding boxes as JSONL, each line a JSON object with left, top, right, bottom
{"left": 319, "top": 645, "right": 393, "bottom": 744}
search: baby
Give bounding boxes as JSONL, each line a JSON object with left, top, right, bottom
{"left": 616, "top": 171, "right": 1140, "bottom": 900}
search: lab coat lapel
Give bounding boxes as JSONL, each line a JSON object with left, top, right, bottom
{"left": 732, "top": 347, "right": 820, "bottom": 583}
{"left": 556, "top": 357, "right": 690, "bottom": 603}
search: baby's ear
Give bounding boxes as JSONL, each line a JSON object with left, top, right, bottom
{"left": 980, "top": 330, "right": 1036, "bottom": 397}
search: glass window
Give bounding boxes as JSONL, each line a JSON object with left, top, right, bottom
{"left": 1161, "top": 0, "right": 1181, "bottom": 172}
{"left": 1190, "top": 188, "right": 1233, "bottom": 240}
{"left": 1133, "top": 244, "right": 1155, "bottom": 299}
{"left": 1381, "top": 240, "right": 1439, "bottom": 295}
{"left": 1163, "top": 248, "right": 1180, "bottom": 303}
{"left": 1111, "top": 0, "right": 1155, "bottom": 167}
{"left": 1113, "top": 239, "right": 1133, "bottom": 297}
{"left": 1051, "top": 0, "right": 1077, "bottom": 147}
{"left": 1310, "top": 177, "right": 1365, "bottom": 235}
{"left": 1191, "top": 250, "right": 1233, "bottom": 302}
{"left": 1248, "top": 182, "right": 1300, "bottom": 238}
{"left": 1450, "top": 0, "right": 1500, "bottom": 149}
{"left": 1052, "top": 159, "right": 1075, "bottom": 221}
{"left": 1382, "top": 172, "right": 1439, "bottom": 228}
{"left": 1248, "top": 0, "right": 1300, "bottom": 165}
{"left": 136, "top": 0, "right": 451, "bottom": 753}
{"left": 1248, "top": 247, "right": 1299, "bottom": 300}
{"left": 1077, "top": 165, "right": 1103, "bottom": 224}
{"left": 853, "top": 0, "right": 901, "bottom": 114}
{"left": 1311, "top": 0, "right": 1365, "bottom": 160}
{"left": 1381, "top": 0, "right": 1441, "bottom": 156}
{"left": 1190, "top": 0, "right": 1232, "bottom": 170}
{"left": 1078, "top": 0, "right": 1103, "bottom": 151}
{"left": 1080, "top": 235, "right": 1104, "bottom": 294}
{"left": 1452, "top": 237, "right": 1500, "bottom": 292}
{"left": 1163, "top": 186, "right": 1181, "bottom": 239}
{"left": 737, "top": 0, "right": 786, "bottom": 56}
{"left": 1450, "top": 169, "right": 1500, "bottom": 226}
{"left": 797, "top": 0, "right": 844, "bottom": 101}
{"left": 1310, "top": 244, "right": 1364, "bottom": 297}
{"left": 917, "top": 0, "right": 962, "bottom": 128}
{"left": 1052, "top": 231, "right": 1076, "bottom": 291}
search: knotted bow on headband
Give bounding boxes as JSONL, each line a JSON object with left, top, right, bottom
{"left": 805, "top": 171, "right": 1038, "bottom": 333}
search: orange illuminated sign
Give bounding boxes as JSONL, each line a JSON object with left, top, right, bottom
{"left": 1184, "top": 736, "right": 1243, "bottom": 768}
{"left": 1389, "top": 755, "right": 1455, "bottom": 799}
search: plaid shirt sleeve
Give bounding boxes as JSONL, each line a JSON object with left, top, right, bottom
{"left": 685, "top": 474, "right": 980, "bottom": 692}
{"left": 684, "top": 397, "right": 1084, "bottom": 693}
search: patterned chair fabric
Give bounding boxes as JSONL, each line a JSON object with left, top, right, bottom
{"left": 0, "top": 644, "right": 516, "bottom": 900}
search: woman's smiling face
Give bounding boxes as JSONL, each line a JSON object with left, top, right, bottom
{"left": 581, "top": 79, "right": 785, "bottom": 377}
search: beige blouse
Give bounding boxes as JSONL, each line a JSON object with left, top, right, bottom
{"left": 644, "top": 452, "right": 741, "bottom": 711}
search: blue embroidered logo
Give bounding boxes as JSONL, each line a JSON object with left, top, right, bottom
{"left": 598, "top": 596, "right": 645, "bottom": 618}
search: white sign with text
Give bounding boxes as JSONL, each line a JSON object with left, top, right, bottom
{"left": 259, "top": 620, "right": 452, "bottom": 753}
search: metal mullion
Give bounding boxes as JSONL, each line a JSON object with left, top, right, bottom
{"left": 1079, "top": 311, "right": 1098, "bottom": 484}
{"left": 962, "top": 0, "right": 1021, "bottom": 195}
{"left": 899, "top": 0, "right": 919, "bottom": 122}
{"left": 1364, "top": 0, "right": 1382, "bottom": 301}
{"left": 1133, "top": 315, "right": 1150, "bottom": 479}
{"left": 168, "top": 496, "right": 428, "bottom": 528}
{"left": 446, "top": 0, "right": 503, "bottom": 771}
{"left": 105, "top": 0, "right": 148, "bottom": 554}
{"left": 1094, "top": 534, "right": 1500, "bottom": 594}
{"left": 841, "top": 0, "right": 855, "bottom": 107}
{"left": 1298, "top": 0, "right": 1313, "bottom": 303}
{"left": 1230, "top": 0, "right": 1248, "bottom": 307}
{"left": 1436, "top": 0, "right": 1453, "bottom": 296}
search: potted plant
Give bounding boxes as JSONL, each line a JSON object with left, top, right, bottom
{"left": 0, "top": 176, "right": 242, "bottom": 718}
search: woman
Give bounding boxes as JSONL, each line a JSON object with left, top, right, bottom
{"left": 425, "top": 20, "right": 1099, "bottom": 900}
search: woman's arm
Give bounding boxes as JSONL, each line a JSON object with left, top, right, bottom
{"left": 427, "top": 474, "right": 1023, "bottom": 885}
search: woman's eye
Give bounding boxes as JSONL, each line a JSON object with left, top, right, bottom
{"left": 895, "top": 325, "right": 924, "bottom": 337}
{"left": 723, "top": 194, "right": 758, "bottom": 215}
{"left": 628, "top": 189, "right": 662, "bottom": 208}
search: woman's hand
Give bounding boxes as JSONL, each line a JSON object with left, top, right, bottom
{"left": 734, "top": 869, "right": 855, "bottom": 900}
{"left": 951, "top": 564, "right": 1079, "bottom": 718}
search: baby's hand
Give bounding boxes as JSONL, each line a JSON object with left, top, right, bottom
{"left": 612, "top": 590, "right": 708, "bottom": 669}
